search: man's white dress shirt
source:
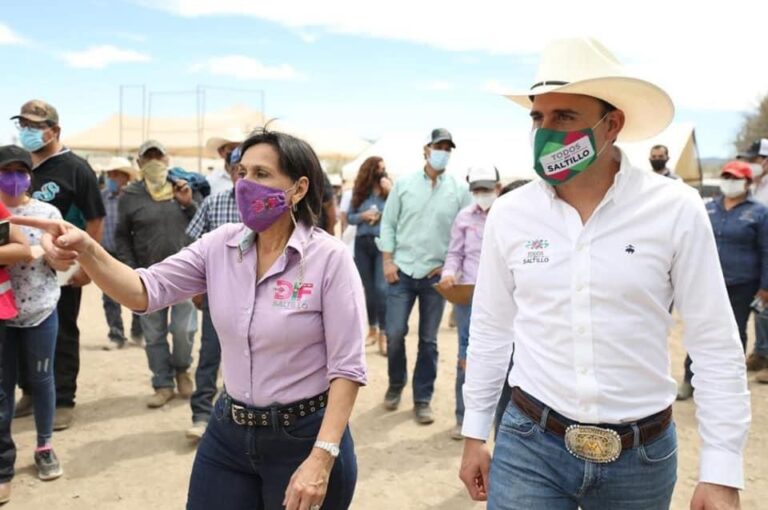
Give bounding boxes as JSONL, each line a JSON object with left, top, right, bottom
{"left": 463, "top": 149, "right": 750, "bottom": 489}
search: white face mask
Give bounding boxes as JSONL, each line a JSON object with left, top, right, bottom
{"left": 749, "top": 163, "right": 764, "bottom": 179}
{"left": 720, "top": 179, "right": 747, "bottom": 198}
{"left": 473, "top": 191, "right": 497, "bottom": 211}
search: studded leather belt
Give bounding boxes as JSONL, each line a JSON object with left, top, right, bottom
{"left": 511, "top": 387, "right": 672, "bottom": 462}
{"left": 225, "top": 390, "right": 329, "bottom": 428}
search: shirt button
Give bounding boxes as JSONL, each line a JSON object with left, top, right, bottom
{"left": 579, "top": 367, "right": 588, "bottom": 375}
{"left": 576, "top": 284, "right": 585, "bottom": 292}
{"left": 244, "top": 392, "right": 250, "bottom": 399}
{"left": 576, "top": 243, "right": 584, "bottom": 251}
{"left": 243, "top": 349, "right": 249, "bottom": 357}
{"left": 577, "top": 326, "right": 586, "bottom": 334}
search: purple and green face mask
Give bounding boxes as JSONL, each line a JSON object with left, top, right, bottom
{"left": 0, "top": 171, "right": 31, "bottom": 197}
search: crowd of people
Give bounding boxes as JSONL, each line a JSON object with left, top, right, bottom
{"left": 0, "top": 36, "right": 761, "bottom": 509}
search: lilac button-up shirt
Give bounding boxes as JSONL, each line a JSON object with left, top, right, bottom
{"left": 442, "top": 204, "right": 488, "bottom": 285}
{"left": 136, "top": 223, "right": 368, "bottom": 407}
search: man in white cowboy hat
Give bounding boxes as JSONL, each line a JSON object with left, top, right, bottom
{"left": 99, "top": 157, "right": 142, "bottom": 350}
{"left": 459, "top": 38, "right": 749, "bottom": 510}
{"left": 204, "top": 135, "right": 241, "bottom": 195}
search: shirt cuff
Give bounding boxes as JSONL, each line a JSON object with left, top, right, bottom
{"left": 699, "top": 448, "right": 744, "bottom": 489}
{"left": 461, "top": 409, "right": 494, "bottom": 441}
{"left": 375, "top": 237, "right": 393, "bottom": 253}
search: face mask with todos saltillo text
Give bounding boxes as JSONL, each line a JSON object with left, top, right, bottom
{"left": 532, "top": 114, "right": 610, "bottom": 186}
{"left": 428, "top": 150, "right": 451, "bottom": 172}
{"left": 720, "top": 179, "right": 747, "bottom": 198}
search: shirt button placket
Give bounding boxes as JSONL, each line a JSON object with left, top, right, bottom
{"left": 572, "top": 237, "right": 599, "bottom": 422}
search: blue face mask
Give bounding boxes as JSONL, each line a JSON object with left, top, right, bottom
{"left": 18, "top": 127, "right": 49, "bottom": 152}
{"left": 428, "top": 149, "right": 451, "bottom": 171}
{"left": 106, "top": 178, "right": 120, "bottom": 194}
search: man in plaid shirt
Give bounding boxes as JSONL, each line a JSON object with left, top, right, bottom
{"left": 185, "top": 146, "right": 241, "bottom": 443}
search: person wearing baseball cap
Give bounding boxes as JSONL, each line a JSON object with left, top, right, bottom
{"left": 115, "top": 140, "right": 199, "bottom": 409}
{"left": 99, "top": 157, "right": 142, "bottom": 351}
{"left": 438, "top": 165, "right": 501, "bottom": 439}
{"left": 0, "top": 144, "right": 69, "bottom": 484}
{"left": 459, "top": 38, "right": 749, "bottom": 509}
{"left": 9, "top": 100, "right": 106, "bottom": 432}
{"left": 738, "top": 138, "right": 768, "bottom": 205}
{"left": 678, "top": 161, "right": 768, "bottom": 392}
{"left": 378, "top": 127, "right": 471, "bottom": 425}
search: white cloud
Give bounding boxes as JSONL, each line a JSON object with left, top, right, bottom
{"left": 0, "top": 23, "right": 23, "bottom": 45}
{"left": 190, "top": 55, "right": 305, "bottom": 81}
{"left": 483, "top": 80, "right": 509, "bottom": 95}
{"left": 143, "top": 0, "right": 768, "bottom": 111}
{"left": 60, "top": 45, "right": 151, "bottom": 69}
{"left": 419, "top": 81, "right": 455, "bottom": 91}
{"left": 297, "top": 31, "right": 317, "bottom": 44}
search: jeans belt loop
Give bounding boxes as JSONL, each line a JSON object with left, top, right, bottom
{"left": 539, "top": 406, "right": 550, "bottom": 429}
{"left": 270, "top": 407, "right": 279, "bottom": 432}
{"left": 631, "top": 423, "right": 641, "bottom": 448}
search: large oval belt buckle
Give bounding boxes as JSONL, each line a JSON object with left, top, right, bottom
{"left": 564, "top": 425, "right": 622, "bottom": 463}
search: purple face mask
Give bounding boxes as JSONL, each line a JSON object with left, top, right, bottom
{"left": 0, "top": 171, "right": 31, "bottom": 197}
{"left": 235, "top": 179, "right": 296, "bottom": 232}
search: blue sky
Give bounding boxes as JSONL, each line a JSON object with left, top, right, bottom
{"left": 1, "top": 0, "right": 766, "bottom": 158}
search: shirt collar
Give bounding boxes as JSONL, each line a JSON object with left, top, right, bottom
{"left": 422, "top": 168, "right": 445, "bottom": 183}
{"left": 32, "top": 147, "right": 71, "bottom": 170}
{"left": 226, "top": 221, "right": 312, "bottom": 259}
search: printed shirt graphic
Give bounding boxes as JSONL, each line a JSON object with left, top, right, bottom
{"left": 31, "top": 149, "right": 105, "bottom": 229}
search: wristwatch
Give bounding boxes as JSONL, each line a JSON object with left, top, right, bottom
{"left": 313, "top": 441, "right": 340, "bottom": 458}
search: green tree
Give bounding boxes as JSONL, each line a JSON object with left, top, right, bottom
{"left": 735, "top": 92, "right": 768, "bottom": 151}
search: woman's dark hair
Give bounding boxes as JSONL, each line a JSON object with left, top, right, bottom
{"left": 239, "top": 130, "right": 324, "bottom": 226}
{"left": 351, "top": 156, "right": 385, "bottom": 210}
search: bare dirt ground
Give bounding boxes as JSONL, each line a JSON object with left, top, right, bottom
{"left": 5, "top": 286, "right": 767, "bottom": 509}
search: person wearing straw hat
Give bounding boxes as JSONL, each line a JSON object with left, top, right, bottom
{"left": 205, "top": 136, "right": 241, "bottom": 196}
{"left": 459, "top": 38, "right": 748, "bottom": 510}
{"left": 99, "top": 157, "right": 143, "bottom": 350}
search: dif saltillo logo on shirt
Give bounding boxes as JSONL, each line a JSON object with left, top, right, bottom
{"left": 273, "top": 279, "right": 314, "bottom": 310}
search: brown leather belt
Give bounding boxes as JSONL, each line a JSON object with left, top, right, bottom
{"left": 511, "top": 387, "right": 672, "bottom": 451}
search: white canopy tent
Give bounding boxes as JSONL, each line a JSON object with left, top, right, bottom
{"left": 65, "top": 105, "right": 372, "bottom": 170}
{"left": 342, "top": 123, "right": 701, "bottom": 186}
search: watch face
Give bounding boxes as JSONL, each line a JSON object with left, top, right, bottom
{"left": 330, "top": 445, "right": 340, "bottom": 457}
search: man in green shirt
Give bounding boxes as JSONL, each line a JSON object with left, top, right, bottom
{"left": 378, "top": 128, "right": 472, "bottom": 424}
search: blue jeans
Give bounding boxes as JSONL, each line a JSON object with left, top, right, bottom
{"left": 2, "top": 311, "right": 58, "bottom": 449}
{"left": 102, "top": 292, "right": 142, "bottom": 343}
{"left": 190, "top": 297, "right": 221, "bottom": 424}
{"left": 685, "top": 281, "right": 756, "bottom": 381}
{"left": 141, "top": 301, "right": 197, "bottom": 389}
{"left": 490, "top": 401, "right": 677, "bottom": 509}
{"left": 187, "top": 394, "right": 357, "bottom": 510}
{"left": 354, "top": 235, "right": 387, "bottom": 328}
{"left": 454, "top": 303, "right": 471, "bottom": 425}
{"left": 385, "top": 271, "right": 446, "bottom": 403}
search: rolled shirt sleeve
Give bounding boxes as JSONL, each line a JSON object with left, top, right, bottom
{"left": 670, "top": 189, "right": 751, "bottom": 489}
{"left": 135, "top": 236, "right": 209, "bottom": 314}
{"left": 321, "top": 242, "right": 368, "bottom": 386}
{"left": 462, "top": 208, "right": 517, "bottom": 440}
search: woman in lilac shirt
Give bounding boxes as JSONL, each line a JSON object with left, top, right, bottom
{"left": 14, "top": 131, "right": 368, "bottom": 510}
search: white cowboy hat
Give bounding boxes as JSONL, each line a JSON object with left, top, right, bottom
{"left": 504, "top": 37, "right": 674, "bottom": 141}
{"left": 103, "top": 156, "right": 138, "bottom": 180}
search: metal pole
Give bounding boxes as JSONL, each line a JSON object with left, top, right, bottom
{"left": 119, "top": 85, "right": 124, "bottom": 154}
